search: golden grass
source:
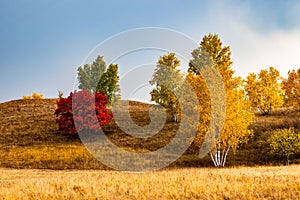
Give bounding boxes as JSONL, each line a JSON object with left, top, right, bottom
{"left": 0, "top": 165, "right": 299, "bottom": 199}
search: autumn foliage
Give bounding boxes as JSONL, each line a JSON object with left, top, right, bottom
{"left": 23, "top": 92, "right": 44, "bottom": 99}
{"left": 55, "top": 90, "right": 112, "bottom": 134}
{"left": 187, "top": 34, "right": 255, "bottom": 167}
{"left": 245, "top": 67, "right": 284, "bottom": 115}
{"left": 283, "top": 68, "right": 300, "bottom": 109}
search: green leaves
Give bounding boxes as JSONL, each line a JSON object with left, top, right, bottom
{"left": 97, "top": 64, "right": 121, "bottom": 104}
{"left": 77, "top": 56, "right": 106, "bottom": 92}
{"left": 149, "top": 53, "right": 183, "bottom": 122}
{"left": 77, "top": 56, "right": 121, "bottom": 105}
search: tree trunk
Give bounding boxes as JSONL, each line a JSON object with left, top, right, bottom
{"left": 171, "top": 112, "right": 179, "bottom": 123}
{"left": 210, "top": 146, "right": 230, "bottom": 167}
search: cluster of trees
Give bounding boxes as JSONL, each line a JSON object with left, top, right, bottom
{"left": 55, "top": 56, "right": 120, "bottom": 134}
{"left": 77, "top": 55, "right": 121, "bottom": 104}
{"left": 54, "top": 33, "right": 300, "bottom": 167}
{"left": 245, "top": 67, "right": 300, "bottom": 115}
{"left": 149, "top": 34, "right": 300, "bottom": 167}
{"left": 150, "top": 34, "right": 255, "bottom": 167}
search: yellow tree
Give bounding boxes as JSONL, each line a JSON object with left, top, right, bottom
{"left": 188, "top": 34, "right": 254, "bottom": 167}
{"left": 245, "top": 67, "right": 284, "bottom": 115}
{"left": 282, "top": 68, "right": 300, "bottom": 109}
{"left": 185, "top": 72, "right": 211, "bottom": 152}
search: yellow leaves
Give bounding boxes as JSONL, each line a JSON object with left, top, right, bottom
{"left": 22, "top": 95, "right": 31, "bottom": 99}
{"left": 188, "top": 34, "right": 254, "bottom": 156}
{"left": 245, "top": 67, "right": 284, "bottom": 115}
{"left": 23, "top": 92, "right": 44, "bottom": 99}
{"left": 157, "top": 52, "right": 180, "bottom": 68}
{"left": 282, "top": 68, "right": 300, "bottom": 108}
{"left": 185, "top": 73, "right": 211, "bottom": 147}
{"left": 222, "top": 87, "right": 254, "bottom": 151}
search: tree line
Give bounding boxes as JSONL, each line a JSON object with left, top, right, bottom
{"left": 57, "top": 33, "right": 300, "bottom": 167}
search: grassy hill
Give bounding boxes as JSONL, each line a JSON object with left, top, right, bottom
{"left": 0, "top": 98, "right": 299, "bottom": 169}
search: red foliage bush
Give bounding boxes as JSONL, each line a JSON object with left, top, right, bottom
{"left": 55, "top": 90, "right": 112, "bottom": 134}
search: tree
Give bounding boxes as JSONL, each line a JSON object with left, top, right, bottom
{"left": 149, "top": 53, "right": 183, "bottom": 122}
{"left": 77, "top": 55, "right": 106, "bottom": 92}
{"left": 97, "top": 64, "right": 121, "bottom": 104}
{"left": 245, "top": 67, "right": 284, "bottom": 115}
{"left": 55, "top": 90, "right": 112, "bottom": 134}
{"left": 189, "top": 34, "right": 254, "bottom": 167}
{"left": 282, "top": 68, "right": 300, "bottom": 109}
{"left": 267, "top": 128, "right": 300, "bottom": 165}
{"left": 77, "top": 55, "right": 121, "bottom": 104}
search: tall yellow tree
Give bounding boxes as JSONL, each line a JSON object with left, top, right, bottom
{"left": 245, "top": 67, "right": 284, "bottom": 115}
{"left": 188, "top": 34, "right": 254, "bottom": 167}
{"left": 282, "top": 68, "right": 300, "bottom": 109}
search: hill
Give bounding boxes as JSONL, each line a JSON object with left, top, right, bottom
{"left": 0, "top": 98, "right": 299, "bottom": 169}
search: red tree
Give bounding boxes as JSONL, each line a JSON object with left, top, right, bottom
{"left": 55, "top": 90, "right": 112, "bottom": 134}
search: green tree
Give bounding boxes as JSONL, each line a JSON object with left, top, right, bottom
{"left": 267, "top": 128, "right": 300, "bottom": 165}
{"left": 149, "top": 53, "right": 183, "bottom": 122}
{"left": 77, "top": 55, "right": 106, "bottom": 92}
{"left": 189, "top": 34, "right": 254, "bottom": 167}
{"left": 245, "top": 67, "right": 284, "bottom": 115}
{"left": 77, "top": 55, "right": 121, "bottom": 104}
{"left": 97, "top": 64, "right": 121, "bottom": 104}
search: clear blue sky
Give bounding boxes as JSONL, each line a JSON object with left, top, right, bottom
{"left": 1, "top": 0, "right": 300, "bottom": 102}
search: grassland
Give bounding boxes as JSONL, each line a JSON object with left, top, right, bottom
{"left": 0, "top": 165, "right": 299, "bottom": 199}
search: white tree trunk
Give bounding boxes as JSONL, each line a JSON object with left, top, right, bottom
{"left": 210, "top": 147, "right": 230, "bottom": 167}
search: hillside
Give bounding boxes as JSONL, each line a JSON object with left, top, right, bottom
{"left": 0, "top": 98, "right": 299, "bottom": 169}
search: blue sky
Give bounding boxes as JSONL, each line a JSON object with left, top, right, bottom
{"left": 1, "top": 0, "right": 300, "bottom": 102}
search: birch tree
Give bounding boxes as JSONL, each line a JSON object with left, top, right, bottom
{"left": 188, "top": 34, "right": 254, "bottom": 167}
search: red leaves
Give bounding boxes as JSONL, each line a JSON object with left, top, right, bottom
{"left": 55, "top": 90, "right": 112, "bottom": 134}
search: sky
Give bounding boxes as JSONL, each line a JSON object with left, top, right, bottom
{"left": 1, "top": 0, "right": 300, "bottom": 103}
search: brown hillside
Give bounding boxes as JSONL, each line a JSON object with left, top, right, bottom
{"left": 0, "top": 99, "right": 182, "bottom": 169}
{"left": 0, "top": 99, "right": 60, "bottom": 147}
{"left": 0, "top": 98, "right": 299, "bottom": 169}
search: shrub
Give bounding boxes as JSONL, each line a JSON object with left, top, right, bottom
{"left": 267, "top": 128, "right": 300, "bottom": 165}
{"left": 22, "top": 95, "right": 31, "bottom": 99}
{"left": 58, "top": 90, "right": 64, "bottom": 98}
{"left": 55, "top": 90, "right": 112, "bottom": 134}
{"left": 32, "top": 92, "right": 44, "bottom": 99}
{"left": 23, "top": 92, "right": 44, "bottom": 99}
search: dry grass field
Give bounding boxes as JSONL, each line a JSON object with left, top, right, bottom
{"left": 0, "top": 165, "right": 299, "bottom": 199}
